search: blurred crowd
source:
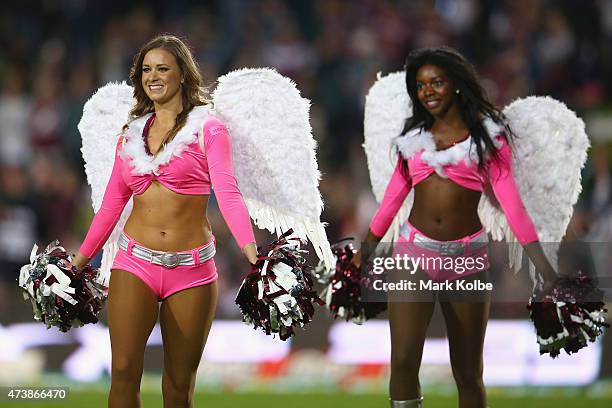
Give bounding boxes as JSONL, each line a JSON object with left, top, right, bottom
{"left": 1, "top": 0, "right": 611, "bottom": 318}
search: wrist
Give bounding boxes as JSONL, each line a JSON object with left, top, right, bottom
{"left": 539, "top": 267, "right": 557, "bottom": 282}
{"left": 72, "top": 252, "right": 90, "bottom": 271}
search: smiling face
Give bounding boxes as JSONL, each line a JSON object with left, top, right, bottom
{"left": 415, "top": 64, "right": 457, "bottom": 118}
{"left": 141, "top": 48, "right": 182, "bottom": 106}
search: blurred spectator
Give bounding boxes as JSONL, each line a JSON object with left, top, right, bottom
{"left": 0, "top": 165, "right": 39, "bottom": 282}
{"left": 583, "top": 147, "right": 612, "bottom": 242}
{"left": 0, "top": 66, "right": 31, "bottom": 166}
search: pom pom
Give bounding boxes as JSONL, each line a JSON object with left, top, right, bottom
{"left": 314, "top": 239, "right": 387, "bottom": 324}
{"left": 17, "top": 241, "right": 108, "bottom": 332}
{"left": 235, "top": 230, "right": 323, "bottom": 340}
{"left": 527, "top": 273, "right": 608, "bottom": 358}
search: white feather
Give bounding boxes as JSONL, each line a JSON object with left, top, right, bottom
{"left": 213, "top": 68, "right": 333, "bottom": 268}
{"left": 479, "top": 96, "right": 590, "bottom": 283}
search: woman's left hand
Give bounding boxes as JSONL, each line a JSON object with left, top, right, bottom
{"left": 243, "top": 243, "right": 259, "bottom": 265}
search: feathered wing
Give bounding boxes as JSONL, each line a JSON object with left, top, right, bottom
{"left": 78, "top": 82, "right": 134, "bottom": 286}
{"left": 212, "top": 68, "right": 334, "bottom": 268}
{"left": 478, "top": 96, "right": 590, "bottom": 283}
{"left": 363, "top": 72, "right": 414, "bottom": 242}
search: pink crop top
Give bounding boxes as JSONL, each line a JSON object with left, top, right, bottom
{"left": 369, "top": 126, "right": 539, "bottom": 245}
{"left": 79, "top": 106, "right": 256, "bottom": 258}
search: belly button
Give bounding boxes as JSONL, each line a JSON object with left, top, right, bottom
{"left": 160, "top": 231, "right": 166, "bottom": 237}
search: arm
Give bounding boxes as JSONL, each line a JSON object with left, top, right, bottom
{"left": 354, "top": 158, "right": 412, "bottom": 266}
{"left": 73, "top": 139, "right": 133, "bottom": 269}
{"left": 369, "top": 158, "right": 413, "bottom": 238}
{"left": 203, "top": 118, "right": 257, "bottom": 264}
{"left": 488, "top": 139, "right": 556, "bottom": 284}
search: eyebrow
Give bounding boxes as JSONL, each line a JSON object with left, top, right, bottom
{"left": 416, "top": 76, "right": 445, "bottom": 82}
{"left": 142, "top": 63, "right": 170, "bottom": 67}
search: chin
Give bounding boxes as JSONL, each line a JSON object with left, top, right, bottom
{"left": 147, "top": 94, "right": 166, "bottom": 103}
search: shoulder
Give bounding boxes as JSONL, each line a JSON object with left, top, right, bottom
{"left": 202, "top": 115, "right": 228, "bottom": 136}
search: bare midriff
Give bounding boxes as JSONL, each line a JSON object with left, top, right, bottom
{"left": 123, "top": 181, "right": 212, "bottom": 251}
{"left": 409, "top": 174, "right": 483, "bottom": 241}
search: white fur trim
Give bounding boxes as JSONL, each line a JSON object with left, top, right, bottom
{"left": 394, "top": 117, "right": 504, "bottom": 177}
{"left": 120, "top": 105, "right": 211, "bottom": 175}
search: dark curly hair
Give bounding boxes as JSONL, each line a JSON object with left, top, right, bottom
{"left": 402, "top": 46, "right": 512, "bottom": 169}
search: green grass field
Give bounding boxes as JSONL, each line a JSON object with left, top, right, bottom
{"left": 2, "top": 391, "right": 611, "bottom": 408}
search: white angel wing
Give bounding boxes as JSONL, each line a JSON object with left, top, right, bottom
{"left": 363, "top": 72, "right": 414, "bottom": 242}
{"left": 478, "top": 96, "right": 590, "bottom": 282}
{"left": 212, "top": 68, "right": 334, "bottom": 268}
{"left": 78, "top": 82, "right": 134, "bottom": 286}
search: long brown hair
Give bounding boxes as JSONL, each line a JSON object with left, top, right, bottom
{"left": 127, "top": 34, "right": 210, "bottom": 152}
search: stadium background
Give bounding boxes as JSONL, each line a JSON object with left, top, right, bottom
{"left": 1, "top": 0, "right": 611, "bottom": 406}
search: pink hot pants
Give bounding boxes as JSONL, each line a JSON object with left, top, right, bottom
{"left": 393, "top": 221, "right": 490, "bottom": 282}
{"left": 111, "top": 233, "right": 218, "bottom": 300}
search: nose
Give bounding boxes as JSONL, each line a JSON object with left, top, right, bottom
{"left": 148, "top": 70, "right": 159, "bottom": 81}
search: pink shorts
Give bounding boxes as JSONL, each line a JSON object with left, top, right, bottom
{"left": 393, "top": 221, "right": 489, "bottom": 282}
{"left": 111, "top": 233, "right": 218, "bottom": 300}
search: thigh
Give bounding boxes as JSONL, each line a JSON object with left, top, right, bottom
{"left": 107, "top": 269, "right": 159, "bottom": 365}
{"left": 160, "top": 282, "right": 218, "bottom": 374}
{"left": 388, "top": 300, "right": 436, "bottom": 359}
{"left": 440, "top": 300, "right": 489, "bottom": 368}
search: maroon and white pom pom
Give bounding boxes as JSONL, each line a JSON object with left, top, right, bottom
{"left": 235, "top": 230, "right": 323, "bottom": 340}
{"left": 314, "top": 239, "right": 387, "bottom": 324}
{"left": 527, "top": 273, "right": 608, "bottom": 358}
{"left": 18, "top": 240, "right": 107, "bottom": 332}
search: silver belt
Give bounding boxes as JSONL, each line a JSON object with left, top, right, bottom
{"left": 118, "top": 233, "right": 216, "bottom": 269}
{"left": 400, "top": 223, "right": 488, "bottom": 257}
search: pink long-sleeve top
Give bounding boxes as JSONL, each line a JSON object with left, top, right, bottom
{"left": 369, "top": 125, "right": 539, "bottom": 245}
{"left": 79, "top": 106, "right": 255, "bottom": 258}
